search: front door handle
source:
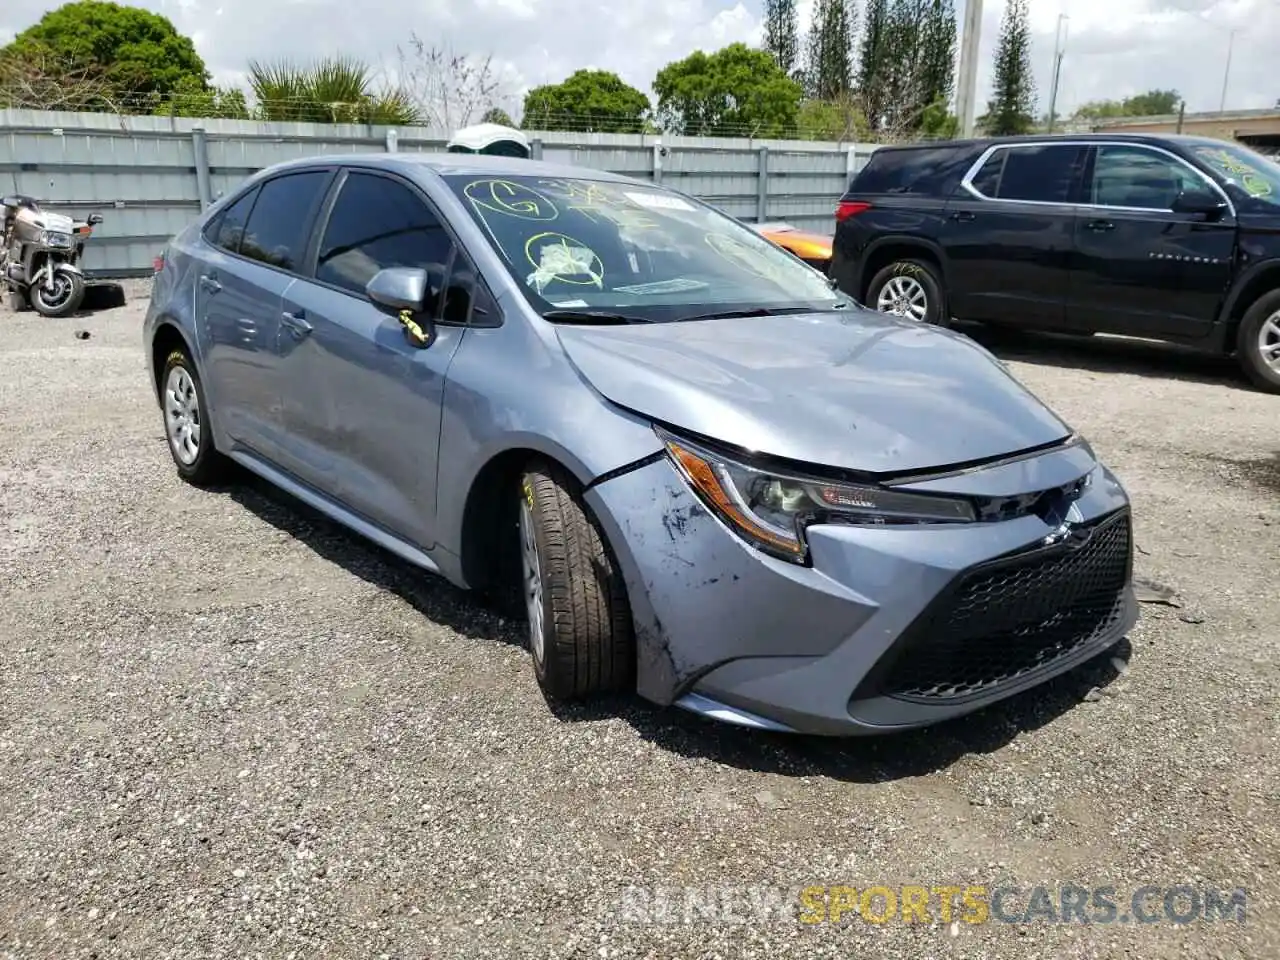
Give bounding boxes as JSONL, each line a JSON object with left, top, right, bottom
{"left": 281, "top": 310, "right": 313, "bottom": 339}
{"left": 1086, "top": 219, "right": 1115, "bottom": 232}
{"left": 950, "top": 210, "right": 976, "bottom": 222}
{"left": 199, "top": 274, "right": 221, "bottom": 294}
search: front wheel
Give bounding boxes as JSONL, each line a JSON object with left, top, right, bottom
{"left": 518, "top": 460, "right": 634, "bottom": 700}
{"left": 1237, "top": 290, "right": 1280, "bottom": 393}
{"left": 866, "top": 259, "right": 948, "bottom": 326}
{"left": 29, "top": 269, "right": 84, "bottom": 318}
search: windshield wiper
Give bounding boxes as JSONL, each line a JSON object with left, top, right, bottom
{"left": 541, "top": 309, "right": 648, "bottom": 325}
{"left": 675, "top": 305, "right": 838, "bottom": 322}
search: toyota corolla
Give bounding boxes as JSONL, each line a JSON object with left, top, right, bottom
{"left": 144, "top": 153, "right": 1138, "bottom": 735}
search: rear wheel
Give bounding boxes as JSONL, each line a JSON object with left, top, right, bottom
{"left": 518, "top": 460, "right": 634, "bottom": 700}
{"left": 160, "top": 347, "right": 229, "bottom": 485}
{"left": 1237, "top": 290, "right": 1280, "bottom": 393}
{"left": 866, "top": 259, "right": 947, "bottom": 326}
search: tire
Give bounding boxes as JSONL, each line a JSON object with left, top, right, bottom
{"left": 29, "top": 269, "right": 85, "bottom": 318}
{"left": 518, "top": 460, "right": 634, "bottom": 700}
{"left": 866, "top": 258, "right": 948, "bottom": 326}
{"left": 159, "top": 347, "right": 229, "bottom": 486}
{"left": 1236, "top": 289, "right": 1280, "bottom": 393}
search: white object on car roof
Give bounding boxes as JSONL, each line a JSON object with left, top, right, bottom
{"left": 446, "top": 123, "right": 531, "bottom": 158}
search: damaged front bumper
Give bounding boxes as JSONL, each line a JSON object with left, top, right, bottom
{"left": 583, "top": 443, "right": 1138, "bottom": 737}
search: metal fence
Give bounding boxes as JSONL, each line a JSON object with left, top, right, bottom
{"left": 0, "top": 109, "right": 882, "bottom": 278}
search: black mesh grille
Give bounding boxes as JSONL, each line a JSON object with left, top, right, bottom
{"left": 865, "top": 509, "right": 1132, "bottom": 703}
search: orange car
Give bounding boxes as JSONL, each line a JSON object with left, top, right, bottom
{"left": 752, "top": 222, "right": 833, "bottom": 273}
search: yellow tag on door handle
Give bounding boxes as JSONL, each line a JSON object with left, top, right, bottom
{"left": 399, "top": 308, "right": 429, "bottom": 347}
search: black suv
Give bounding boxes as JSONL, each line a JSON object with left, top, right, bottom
{"left": 828, "top": 133, "right": 1280, "bottom": 392}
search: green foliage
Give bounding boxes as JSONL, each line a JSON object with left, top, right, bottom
{"left": 521, "top": 69, "right": 650, "bottom": 133}
{"left": 482, "top": 106, "right": 515, "bottom": 126}
{"left": 1074, "top": 89, "right": 1182, "bottom": 121}
{"left": 981, "top": 0, "right": 1036, "bottom": 136}
{"left": 2, "top": 0, "right": 210, "bottom": 112}
{"left": 857, "top": 0, "right": 891, "bottom": 129}
{"left": 153, "top": 75, "right": 249, "bottom": 119}
{"left": 917, "top": 99, "right": 959, "bottom": 139}
{"left": 810, "top": 0, "right": 855, "bottom": 101}
{"left": 797, "top": 96, "right": 870, "bottom": 141}
{"left": 247, "top": 56, "right": 420, "bottom": 125}
{"left": 764, "top": 0, "right": 800, "bottom": 75}
{"left": 654, "top": 43, "right": 803, "bottom": 137}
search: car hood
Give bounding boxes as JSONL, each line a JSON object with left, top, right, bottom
{"left": 555, "top": 309, "right": 1074, "bottom": 476}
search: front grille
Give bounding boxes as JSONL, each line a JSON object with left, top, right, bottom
{"left": 862, "top": 509, "right": 1132, "bottom": 703}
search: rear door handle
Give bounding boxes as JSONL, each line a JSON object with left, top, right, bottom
{"left": 281, "top": 309, "right": 313, "bottom": 338}
{"left": 199, "top": 274, "right": 221, "bottom": 293}
{"left": 1086, "top": 219, "right": 1115, "bottom": 232}
{"left": 950, "top": 210, "right": 976, "bottom": 222}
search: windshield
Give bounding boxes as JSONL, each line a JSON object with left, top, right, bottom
{"left": 441, "top": 173, "right": 851, "bottom": 322}
{"left": 1190, "top": 142, "right": 1280, "bottom": 208}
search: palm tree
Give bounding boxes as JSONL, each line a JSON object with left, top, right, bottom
{"left": 247, "top": 56, "right": 420, "bottom": 124}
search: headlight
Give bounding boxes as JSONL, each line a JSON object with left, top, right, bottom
{"left": 41, "top": 230, "right": 73, "bottom": 248}
{"left": 658, "top": 428, "right": 976, "bottom": 564}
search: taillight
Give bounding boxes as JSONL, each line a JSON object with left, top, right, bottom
{"left": 152, "top": 251, "right": 165, "bottom": 273}
{"left": 836, "top": 200, "right": 872, "bottom": 222}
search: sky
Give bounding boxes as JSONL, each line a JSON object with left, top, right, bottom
{"left": 2, "top": 0, "right": 1279, "bottom": 123}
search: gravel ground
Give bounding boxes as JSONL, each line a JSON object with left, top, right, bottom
{"left": 1, "top": 280, "right": 1277, "bottom": 959}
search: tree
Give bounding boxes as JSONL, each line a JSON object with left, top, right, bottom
{"left": 811, "top": 0, "right": 856, "bottom": 101}
{"left": 764, "top": 0, "right": 800, "bottom": 76}
{"left": 981, "top": 0, "right": 1035, "bottom": 136}
{"left": 879, "top": 0, "right": 957, "bottom": 137}
{"left": 521, "top": 69, "right": 650, "bottom": 133}
{"left": 481, "top": 106, "right": 515, "bottom": 126}
{"left": 248, "top": 57, "right": 419, "bottom": 125}
{"left": 1, "top": 1, "right": 210, "bottom": 113}
{"left": 857, "top": 0, "right": 891, "bottom": 129}
{"left": 653, "top": 43, "right": 803, "bottom": 137}
{"left": 797, "top": 94, "right": 870, "bottom": 141}
{"left": 0, "top": 43, "right": 114, "bottom": 111}
{"left": 918, "top": 1, "right": 957, "bottom": 120}
{"left": 1074, "top": 88, "right": 1181, "bottom": 120}
{"left": 396, "top": 35, "right": 508, "bottom": 131}
{"left": 154, "top": 75, "right": 249, "bottom": 120}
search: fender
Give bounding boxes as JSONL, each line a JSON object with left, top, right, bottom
{"left": 850, "top": 233, "right": 950, "bottom": 298}
{"left": 1217, "top": 256, "right": 1280, "bottom": 329}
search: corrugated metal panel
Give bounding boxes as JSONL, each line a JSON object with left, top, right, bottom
{"left": 1, "top": 108, "right": 881, "bottom": 275}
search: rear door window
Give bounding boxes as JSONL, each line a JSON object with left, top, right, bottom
{"left": 315, "top": 171, "right": 455, "bottom": 302}
{"left": 206, "top": 187, "right": 258, "bottom": 255}
{"left": 237, "top": 170, "right": 331, "bottom": 272}
{"left": 966, "top": 144, "right": 1085, "bottom": 204}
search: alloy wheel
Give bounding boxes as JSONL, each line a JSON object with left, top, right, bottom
{"left": 876, "top": 275, "right": 929, "bottom": 321}
{"left": 519, "top": 499, "right": 546, "bottom": 663}
{"left": 1258, "top": 309, "right": 1280, "bottom": 373}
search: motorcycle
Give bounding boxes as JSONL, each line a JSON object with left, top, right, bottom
{"left": 1, "top": 194, "right": 102, "bottom": 317}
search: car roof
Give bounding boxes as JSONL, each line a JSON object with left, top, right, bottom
{"left": 872, "top": 132, "right": 1230, "bottom": 155}
{"left": 255, "top": 151, "right": 643, "bottom": 186}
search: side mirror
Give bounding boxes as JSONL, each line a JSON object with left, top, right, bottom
{"left": 87, "top": 213, "right": 104, "bottom": 226}
{"left": 1171, "top": 189, "right": 1228, "bottom": 219}
{"left": 366, "top": 265, "right": 445, "bottom": 347}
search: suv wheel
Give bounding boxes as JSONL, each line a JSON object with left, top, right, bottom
{"left": 867, "top": 259, "right": 947, "bottom": 326}
{"left": 518, "top": 460, "right": 634, "bottom": 700}
{"left": 1237, "top": 290, "right": 1280, "bottom": 393}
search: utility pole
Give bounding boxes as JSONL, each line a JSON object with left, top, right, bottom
{"left": 1046, "top": 14, "right": 1069, "bottom": 133}
{"left": 956, "top": 0, "right": 984, "bottom": 138}
{"left": 1218, "top": 28, "right": 1237, "bottom": 113}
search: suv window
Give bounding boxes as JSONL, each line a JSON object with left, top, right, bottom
{"left": 316, "top": 171, "right": 455, "bottom": 299}
{"left": 852, "top": 145, "right": 966, "bottom": 195}
{"left": 1090, "top": 145, "right": 1204, "bottom": 210}
{"left": 967, "top": 144, "right": 1083, "bottom": 203}
{"left": 207, "top": 187, "right": 258, "bottom": 255}
{"left": 237, "top": 170, "right": 330, "bottom": 271}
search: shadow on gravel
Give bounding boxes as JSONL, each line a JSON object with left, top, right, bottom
{"left": 548, "top": 639, "right": 1132, "bottom": 783}
{"left": 223, "top": 468, "right": 526, "bottom": 648}
{"left": 215, "top": 462, "right": 1135, "bottom": 783}
{"left": 958, "top": 322, "right": 1254, "bottom": 392}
